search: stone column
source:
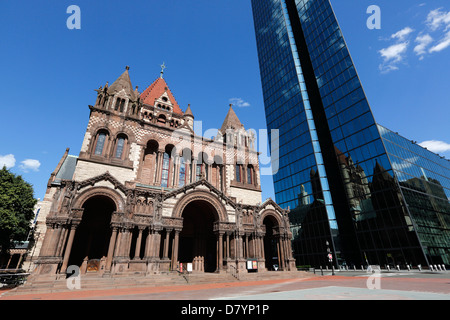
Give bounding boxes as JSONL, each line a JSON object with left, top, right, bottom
{"left": 221, "top": 165, "right": 225, "bottom": 192}
{"left": 278, "top": 236, "right": 285, "bottom": 270}
{"left": 252, "top": 234, "right": 256, "bottom": 258}
{"left": 144, "top": 229, "right": 154, "bottom": 259}
{"left": 49, "top": 224, "right": 63, "bottom": 257}
{"left": 118, "top": 228, "right": 132, "bottom": 258}
{"left": 191, "top": 158, "right": 197, "bottom": 183}
{"left": 152, "top": 230, "right": 162, "bottom": 259}
{"left": 56, "top": 225, "right": 69, "bottom": 257}
{"left": 106, "top": 227, "right": 118, "bottom": 271}
{"left": 226, "top": 233, "right": 230, "bottom": 260}
{"left": 236, "top": 234, "right": 244, "bottom": 259}
{"left": 260, "top": 236, "right": 265, "bottom": 259}
{"left": 217, "top": 232, "right": 223, "bottom": 271}
{"left": 171, "top": 230, "right": 180, "bottom": 270}
{"left": 172, "top": 156, "right": 179, "bottom": 188}
{"left": 207, "top": 164, "right": 212, "bottom": 183}
{"left": 155, "top": 151, "right": 164, "bottom": 184}
{"left": 134, "top": 227, "right": 144, "bottom": 260}
{"left": 61, "top": 224, "right": 78, "bottom": 273}
{"left": 245, "top": 234, "right": 249, "bottom": 259}
{"left": 39, "top": 223, "right": 55, "bottom": 257}
{"left": 163, "top": 229, "right": 172, "bottom": 260}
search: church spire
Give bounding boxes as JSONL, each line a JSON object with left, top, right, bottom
{"left": 220, "top": 104, "right": 244, "bottom": 134}
{"left": 106, "top": 66, "right": 137, "bottom": 100}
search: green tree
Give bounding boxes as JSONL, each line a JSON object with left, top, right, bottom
{"left": 0, "top": 166, "right": 37, "bottom": 259}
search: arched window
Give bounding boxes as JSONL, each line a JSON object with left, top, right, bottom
{"left": 119, "top": 99, "right": 125, "bottom": 112}
{"left": 195, "top": 163, "right": 203, "bottom": 181}
{"left": 157, "top": 114, "right": 166, "bottom": 124}
{"left": 179, "top": 156, "right": 186, "bottom": 187}
{"left": 94, "top": 131, "right": 108, "bottom": 156}
{"left": 236, "top": 164, "right": 242, "bottom": 182}
{"left": 161, "top": 152, "right": 171, "bottom": 187}
{"left": 114, "top": 134, "right": 127, "bottom": 159}
{"left": 180, "top": 148, "right": 193, "bottom": 185}
{"left": 247, "top": 165, "right": 254, "bottom": 184}
{"left": 161, "top": 145, "right": 175, "bottom": 187}
{"left": 196, "top": 153, "right": 209, "bottom": 181}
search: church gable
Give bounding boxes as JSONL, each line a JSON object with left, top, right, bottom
{"left": 77, "top": 171, "right": 127, "bottom": 196}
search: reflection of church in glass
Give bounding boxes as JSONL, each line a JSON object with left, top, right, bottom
{"left": 290, "top": 136, "right": 450, "bottom": 268}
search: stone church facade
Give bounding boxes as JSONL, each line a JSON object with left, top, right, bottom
{"left": 32, "top": 66, "right": 296, "bottom": 277}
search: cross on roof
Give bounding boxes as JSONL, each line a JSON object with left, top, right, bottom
{"left": 160, "top": 62, "right": 166, "bottom": 78}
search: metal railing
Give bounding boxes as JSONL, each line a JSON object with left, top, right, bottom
{"left": 177, "top": 268, "right": 189, "bottom": 284}
{"left": 228, "top": 265, "right": 240, "bottom": 281}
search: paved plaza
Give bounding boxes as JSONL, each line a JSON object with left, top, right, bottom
{"left": 1, "top": 270, "right": 449, "bottom": 301}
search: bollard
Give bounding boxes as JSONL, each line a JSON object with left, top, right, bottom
{"left": 434, "top": 264, "right": 438, "bottom": 271}
{"left": 407, "top": 265, "right": 410, "bottom": 271}
{"left": 396, "top": 265, "right": 400, "bottom": 271}
{"left": 353, "top": 266, "right": 356, "bottom": 271}
{"left": 418, "top": 264, "right": 422, "bottom": 271}
{"left": 437, "top": 265, "right": 442, "bottom": 271}
{"left": 387, "top": 265, "right": 390, "bottom": 271}
{"left": 442, "top": 264, "right": 446, "bottom": 271}
{"left": 430, "top": 265, "right": 434, "bottom": 271}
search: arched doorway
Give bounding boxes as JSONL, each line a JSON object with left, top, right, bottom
{"left": 178, "top": 200, "right": 218, "bottom": 272}
{"left": 263, "top": 215, "right": 279, "bottom": 271}
{"left": 68, "top": 195, "right": 115, "bottom": 270}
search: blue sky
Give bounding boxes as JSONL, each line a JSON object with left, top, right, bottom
{"left": 0, "top": 0, "right": 449, "bottom": 202}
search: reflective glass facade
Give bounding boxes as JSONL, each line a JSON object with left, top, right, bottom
{"left": 379, "top": 125, "right": 450, "bottom": 265}
{"left": 251, "top": 0, "right": 450, "bottom": 268}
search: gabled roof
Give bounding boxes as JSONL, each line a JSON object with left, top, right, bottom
{"left": 107, "top": 67, "right": 138, "bottom": 100}
{"left": 140, "top": 77, "right": 183, "bottom": 115}
{"left": 220, "top": 105, "right": 244, "bottom": 133}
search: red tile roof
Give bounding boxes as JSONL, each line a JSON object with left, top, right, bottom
{"left": 140, "top": 77, "right": 183, "bottom": 115}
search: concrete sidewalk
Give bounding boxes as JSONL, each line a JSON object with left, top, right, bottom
{"left": 1, "top": 272, "right": 449, "bottom": 300}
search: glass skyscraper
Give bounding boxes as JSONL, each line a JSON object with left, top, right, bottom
{"left": 251, "top": 0, "right": 450, "bottom": 268}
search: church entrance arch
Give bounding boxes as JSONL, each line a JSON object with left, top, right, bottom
{"left": 68, "top": 195, "right": 115, "bottom": 271}
{"left": 263, "top": 214, "right": 280, "bottom": 271}
{"left": 178, "top": 200, "right": 218, "bottom": 273}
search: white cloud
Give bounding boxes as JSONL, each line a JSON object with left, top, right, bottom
{"left": 392, "top": 27, "right": 414, "bottom": 41}
{"left": 426, "top": 8, "right": 450, "bottom": 31}
{"left": 0, "top": 154, "right": 16, "bottom": 169}
{"left": 378, "top": 8, "right": 450, "bottom": 68}
{"left": 378, "top": 42, "right": 409, "bottom": 73}
{"left": 229, "top": 98, "right": 250, "bottom": 108}
{"left": 391, "top": 156, "right": 419, "bottom": 172}
{"left": 377, "top": 27, "right": 415, "bottom": 73}
{"left": 414, "top": 33, "right": 433, "bottom": 57}
{"left": 419, "top": 140, "right": 450, "bottom": 153}
{"left": 19, "top": 159, "right": 41, "bottom": 172}
{"left": 429, "top": 30, "right": 450, "bottom": 53}
{"left": 379, "top": 42, "right": 409, "bottom": 62}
